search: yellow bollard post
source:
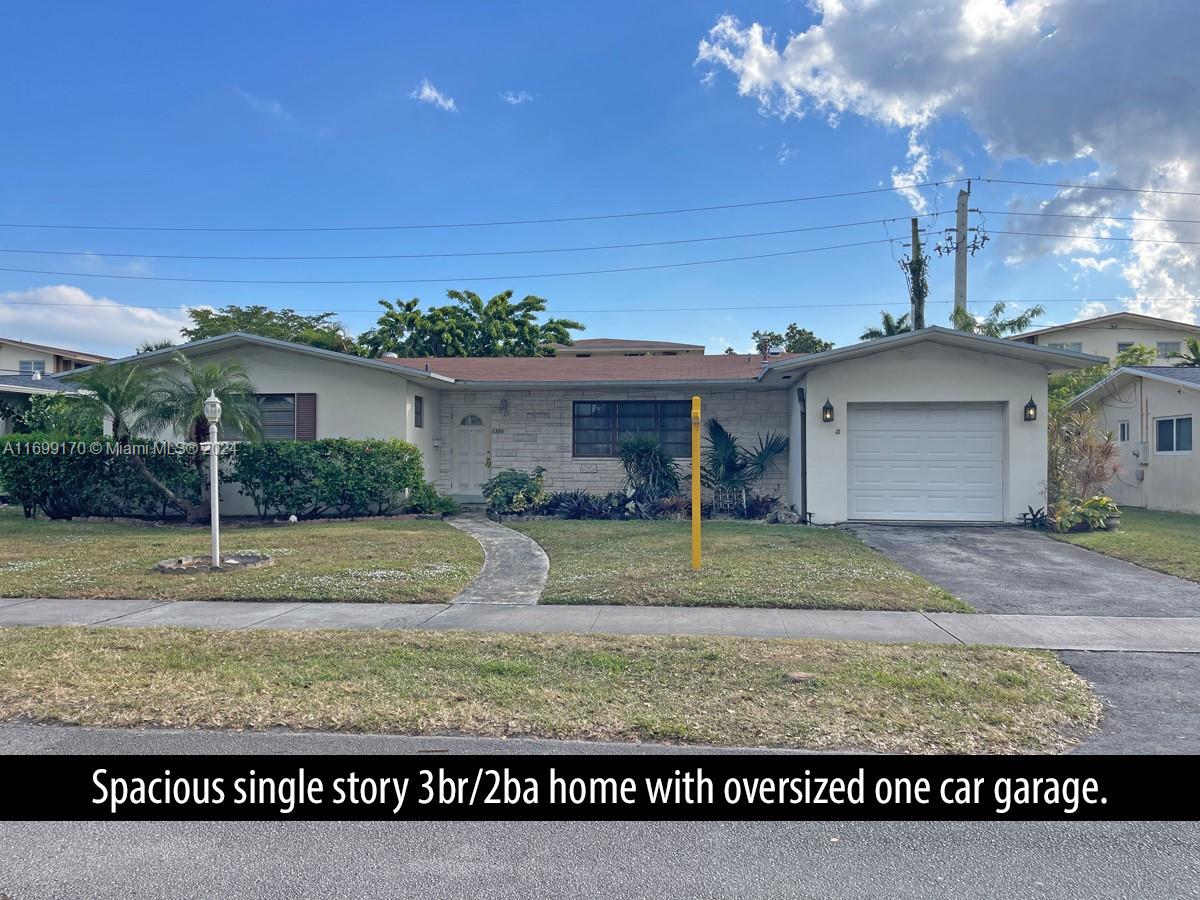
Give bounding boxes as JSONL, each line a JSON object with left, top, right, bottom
{"left": 691, "top": 395, "right": 701, "bottom": 571}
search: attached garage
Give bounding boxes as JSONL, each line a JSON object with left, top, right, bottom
{"left": 846, "top": 403, "right": 1005, "bottom": 522}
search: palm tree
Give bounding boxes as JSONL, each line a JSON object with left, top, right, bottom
{"left": 147, "top": 354, "right": 262, "bottom": 521}
{"left": 66, "top": 362, "right": 199, "bottom": 519}
{"left": 860, "top": 311, "right": 911, "bottom": 341}
{"left": 701, "top": 418, "right": 788, "bottom": 493}
{"left": 1171, "top": 337, "right": 1200, "bottom": 367}
{"left": 951, "top": 302, "right": 1045, "bottom": 337}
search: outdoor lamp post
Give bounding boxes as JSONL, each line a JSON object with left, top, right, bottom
{"left": 203, "top": 391, "right": 222, "bottom": 568}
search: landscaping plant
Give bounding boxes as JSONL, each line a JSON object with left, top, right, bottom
{"left": 480, "top": 467, "right": 548, "bottom": 518}
{"left": 1047, "top": 406, "right": 1120, "bottom": 505}
{"left": 617, "top": 434, "right": 682, "bottom": 518}
{"left": 406, "top": 482, "right": 460, "bottom": 516}
{"left": 700, "top": 418, "right": 787, "bottom": 517}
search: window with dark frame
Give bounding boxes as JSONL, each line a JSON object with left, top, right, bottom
{"left": 414, "top": 395, "right": 424, "bottom": 428}
{"left": 1156, "top": 416, "right": 1193, "bottom": 454}
{"left": 18, "top": 360, "right": 45, "bottom": 375}
{"left": 572, "top": 400, "right": 692, "bottom": 457}
{"left": 1118, "top": 421, "right": 1130, "bottom": 442}
{"left": 224, "top": 393, "right": 297, "bottom": 441}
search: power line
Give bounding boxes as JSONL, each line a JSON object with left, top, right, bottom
{"left": 0, "top": 179, "right": 969, "bottom": 233}
{"left": 0, "top": 297, "right": 1191, "bottom": 314}
{"left": 0, "top": 236, "right": 907, "bottom": 284}
{"left": 0, "top": 212, "right": 946, "bottom": 262}
{"left": 980, "top": 177, "right": 1200, "bottom": 199}
{"left": 994, "top": 230, "right": 1200, "bottom": 246}
{"left": 981, "top": 209, "right": 1200, "bottom": 226}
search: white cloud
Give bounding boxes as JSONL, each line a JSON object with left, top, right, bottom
{"left": 1074, "top": 301, "right": 1114, "bottom": 321}
{"left": 232, "top": 86, "right": 291, "bottom": 120}
{"left": 697, "top": 2, "right": 1200, "bottom": 320}
{"left": 410, "top": 79, "right": 458, "bottom": 113}
{"left": 501, "top": 90, "right": 533, "bottom": 106}
{"left": 0, "top": 285, "right": 190, "bottom": 358}
{"left": 1071, "top": 257, "right": 1119, "bottom": 273}
{"left": 777, "top": 142, "right": 795, "bottom": 165}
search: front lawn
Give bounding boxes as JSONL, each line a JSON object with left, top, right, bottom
{"left": 0, "top": 506, "right": 481, "bottom": 603}
{"left": 1056, "top": 507, "right": 1200, "bottom": 583}
{"left": 513, "top": 520, "right": 966, "bottom": 611}
{"left": 0, "top": 627, "right": 1097, "bottom": 753}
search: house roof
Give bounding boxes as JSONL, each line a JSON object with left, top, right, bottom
{"left": 546, "top": 337, "right": 706, "bottom": 351}
{"left": 0, "top": 336, "right": 110, "bottom": 363}
{"left": 1010, "top": 311, "right": 1200, "bottom": 341}
{"left": 762, "top": 326, "right": 1106, "bottom": 379}
{"left": 1071, "top": 365, "right": 1200, "bottom": 407}
{"left": 377, "top": 353, "right": 789, "bottom": 384}
{"left": 0, "top": 373, "right": 85, "bottom": 396}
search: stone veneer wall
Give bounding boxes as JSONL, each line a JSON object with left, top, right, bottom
{"left": 436, "top": 386, "right": 790, "bottom": 498}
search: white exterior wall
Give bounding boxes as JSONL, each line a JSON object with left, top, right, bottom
{"left": 1095, "top": 377, "right": 1200, "bottom": 514}
{"left": 797, "top": 343, "right": 1050, "bottom": 524}
{"left": 1027, "top": 324, "right": 1197, "bottom": 361}
{"left": 435, "top": 386, "right": 790, "bottom": 498}
{"left": 0, "top": 343, "right": 56, "bottom": 375}
{"left": 151, "top": 345, "right": 441, "bottom": 515}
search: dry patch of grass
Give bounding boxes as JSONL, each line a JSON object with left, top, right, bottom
{"left": 514, "top": 520, "right": 966, "bottom": 612}
{"left": 1056, "top": 507, "right": 1200, "bottom": 583}
{"left": 0, "top": 507, "right": 481, "bottom": 603}
{"left": 0, "top": 627, "right": 1098, "bottom": 753}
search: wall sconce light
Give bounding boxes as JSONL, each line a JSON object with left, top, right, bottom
{"left": 1023, "top": 396, "right": 1038, "bottom": 422}
{"left": 821, "top": 398, "right": 835, "bottom": 423}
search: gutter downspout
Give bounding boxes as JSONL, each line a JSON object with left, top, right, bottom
{"left": 797, "top": 388, "right": 808, "bottom": 520}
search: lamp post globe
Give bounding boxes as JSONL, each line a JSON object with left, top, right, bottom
{"left": 204, "top": 391, "right": 222, "bottom": 425}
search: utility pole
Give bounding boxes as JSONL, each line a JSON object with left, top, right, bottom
{"left": 909, "top": 218, "right": 927, "bottom": 330}
{"left": 953, "top": 181, "right": 971, "bottom": 314}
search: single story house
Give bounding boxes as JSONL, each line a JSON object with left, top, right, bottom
{"left": 0, "top": 336, "right": 109, "bottom": 375}
{"left": 94, "top": 327, "right": 1101, "bottom": 524}
{"left": 1071, "top": 366, "right": 1199, "bottom": 515}
{"left": 1009, "top": 311, "right": 1200, "bottom": 362}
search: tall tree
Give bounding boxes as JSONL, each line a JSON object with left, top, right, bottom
{"left": 860, "top": 311, "right": 911, "bottom": 341}
{"left": 951, "top": 302, "right": 1045, "bottom": 338}
{"left": 359, "top": 290, "right": 584, "bottom": 357}
{"left": 751, "top": 330, "right": 783, "bottom": 356}
{"left": 1047, "top": 344, "right": 1157, "bottom": 409}
{"left": 783, "top": 324, "right": 834, "bottom": 353}
{"left": 183, "top": 305, "right": 358, "bottom": 353}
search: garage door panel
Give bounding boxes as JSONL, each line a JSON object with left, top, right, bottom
{"left": 847, "top": 403, "right": 1004, "bottom": 522}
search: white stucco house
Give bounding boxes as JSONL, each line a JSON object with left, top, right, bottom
{"left": 88, "top": 327, "right": 1101, "bottom": 524}
{"left": 1010, "top": 311, "right": 1200, "bottom": 362}
{"left": 1071, "top": 366, "right": 1200, "bottom": 515}
{"left": 0, "top": 336, "right": 108, "bottom": 376}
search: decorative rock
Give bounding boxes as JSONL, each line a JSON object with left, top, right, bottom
{"left": 766, "top": 507, "right": 802, "bottom": 525}
{"left": 154, "top": 553, "right": 275, "bottom": 574}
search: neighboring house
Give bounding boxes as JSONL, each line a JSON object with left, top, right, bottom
{"left": 1009, "top": 312, "right": 1200, "bottom": 362}
{"left": 1071, "top": 366, "right": 1200, "bottom": 515}
{"left": 0, "top": 337, "right": 109, "bottom": 376}
{"left": 546, "top": 338, "right": 706, "bottom": 357}
{"left": 84, "top": 328, "right": 1101, "bottom": 524}
{"left": 0, "top": 373, "right": 85, "bottom": 435}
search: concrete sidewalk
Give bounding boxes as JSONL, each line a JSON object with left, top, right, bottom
{"left": 3, "top": 596, "right": 1200, "bottom": 652}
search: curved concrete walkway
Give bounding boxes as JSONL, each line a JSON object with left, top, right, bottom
{"left": 445, "top": 515, "right": 548, "bottom": 605}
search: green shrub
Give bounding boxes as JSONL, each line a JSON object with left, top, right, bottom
{"left": 1051, "top": 495, "right": 1121, "bottom": 533}
{"left": 406, "top": 482, "right": 460, "bottom": 516}
{"left": 0, "top": 434, "right": 201, "bottom": 519}
{"left": 546, "top": 490, "right": 609, "bottom": 519}
{"left": 481, "top": 467, "right": 548, "bottom": 517}
{"left": 227, "top": 438, "right": 424, "bottom": 519}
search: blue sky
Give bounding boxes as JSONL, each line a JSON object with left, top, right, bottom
{"left": 0, "top": 1, "right": 1192, "bottom": 358}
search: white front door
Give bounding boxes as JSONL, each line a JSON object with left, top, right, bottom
{"left": 847, "top": 403, "right": 1005, "bottom": 522}
{"left": 453, "top": 413, "right": 490, "bottom": 494}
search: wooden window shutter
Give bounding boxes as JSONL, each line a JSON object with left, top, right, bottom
{"left": 295, "top": 393, "right": 317, "bottom": 441}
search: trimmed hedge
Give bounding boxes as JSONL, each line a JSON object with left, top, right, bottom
{"left": 0, "top": 433, "right": 201, "bottom": 519}
{"left": 227, "top": 438, "right": 424, "bottom": 519}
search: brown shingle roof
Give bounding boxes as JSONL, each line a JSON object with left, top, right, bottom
{"left": 377, "top": 353, "right": 797, "bottom": 383}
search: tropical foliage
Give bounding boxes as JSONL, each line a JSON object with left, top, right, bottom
{"left": 480, "top": 467, "right": 549, "bottom": 517}
{"left": 1171, "top": 336, "right": 1200, "bottom": 367}
{"left": 950, "top": 301, "right": 1045, "bottom": 337}
{"left": 1047, "top": 406, "right": 1120, "bottom": 506}
{"left": 359, "top": 290, "right": 584, "bottom": 358}
{"left": 182, "top": 305, "right": 357, "bottom": 353}
{"left": 700, "top": 418, "right": 788, "bottom": 493}
{"left": 860, "top": 311, "right": 911, "bottom": 341}
{"left": 618, "top": 434, "right": 682, "bottom": 516}
{"left": 1048, "top": 343, "right": 1157, "bottom": 409}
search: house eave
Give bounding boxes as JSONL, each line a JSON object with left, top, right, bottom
{"left": 1071, "top": 366, "right": 1200, "bottom": 407}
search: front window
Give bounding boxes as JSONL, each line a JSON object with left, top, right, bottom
{"left": 1116, "top": 342, "right": 1133, "bottom": 353}
{"left": 19, "top": 360, "right": 45, "bottom": 375}
{"left": 572, "top": 400, "right": 691, "bottom": 457}
{"left": 224, "top": 394, "right": 296, "bottom": 441}
{"left": 414, "top": 395, "right": 424, "bottom": 428}
{"left": 1157, "top": 341, "right": 1182, "bottom": 359}
{"left": 1118, "top": 421, "right": 1130, "bottom": 443}
{"left": 1156, "top": 416, "right": 1193, "bottom": 454}
{"left": 1047, "top": 341, "right": 1083, "bottom": 352}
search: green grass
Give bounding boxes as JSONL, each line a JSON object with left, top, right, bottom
{"left": 0, "top": 506, "right": 481, "bottom": 603}
{"left": 0, "top": 626, "right": 1098, "bottom": 753}
{"left": 1056, "top": 507, "right": 1200, "bottom": 583}
{"left": 513, "top": 520, "right": 967, "bottom": 611}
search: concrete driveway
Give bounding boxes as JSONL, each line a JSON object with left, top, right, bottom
{"left": 850, "top": 525, "right": 1200, "bottom": 616}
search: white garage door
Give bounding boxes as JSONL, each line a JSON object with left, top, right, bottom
{"left": 847, "top": 403, "right": 1004, "bottom": 522}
